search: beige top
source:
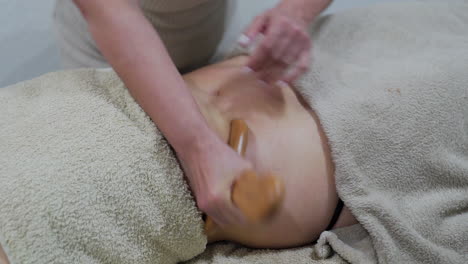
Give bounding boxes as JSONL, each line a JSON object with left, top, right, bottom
{"left": 54, "top": 0, "right": 227, "bottom": 70}
{"left": 140, "top": 0, "right": 215, "bottom": 12}
{"left": 141, "top": 0, "right": 228, "bottom": 70}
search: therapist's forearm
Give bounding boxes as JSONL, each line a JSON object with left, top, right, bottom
{"left": 78, "top": 1, "right": 217, "bottom": 153}
{"left": 278, "top": 0, "right": 332, "bottom": 23}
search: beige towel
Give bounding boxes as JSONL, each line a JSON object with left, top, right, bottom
{"left": 297, "top": 1, "right": 468, "bottom": 263}
{"left": 0, "top": 69, "right": 206, "bottom": 264}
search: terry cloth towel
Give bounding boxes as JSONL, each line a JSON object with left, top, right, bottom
{"left": 0, "top": 69, "right": 206, "bottom": 264}
{"left": 189, "top": 1, "right": 468, "bottom": 264}
{"left": 298, "top": 1, "right": 468, "bottom": 263}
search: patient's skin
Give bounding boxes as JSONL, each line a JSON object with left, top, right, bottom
{"left": 183, "top": 55, "right": 357, "bottom": 248}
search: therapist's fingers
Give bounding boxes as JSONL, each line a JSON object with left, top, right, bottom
{"left": 259, "top": 40, "right": 302, "bottom": 83}
{"left": 207, "top": 192, "right": 246, "bottom": 228}
{"left": 282, "top": 37, "right": 306, "bottom": 67}
{"left": 265, "top": 17, "right": 294, "bottom": 63}
{"left": 258, "top": 60, "right": 288, "bottom": 84}
{"left": 247, "top": 19, "right": 289, "bottom": 74}
{"left": 240, "top": 14, "right": 268, "bottom": 47}
{"left": 282, "top": 50, "right": 310, "bottom": 83}
{"left": 247, "top": 40, "right": 274, "bottom": 73}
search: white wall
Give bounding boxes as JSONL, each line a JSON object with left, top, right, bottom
{"left": 0, "top": 0, "right": 397, "bottom": 87}
{"left": 0, "top": 0, "right": 59, "bottom": 87}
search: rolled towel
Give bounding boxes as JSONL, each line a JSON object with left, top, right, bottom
{"left": 0, "top": 69, "right": 206, "bottom": 264}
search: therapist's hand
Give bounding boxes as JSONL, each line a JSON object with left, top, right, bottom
{"left": 239, "top": 5, "right": 312, "bottom": 84}
{"left": 178, "top": 137, "right": 251, "bottom": 227}
{"left": 240, "top": 0, "right": 333, "bottom": 83}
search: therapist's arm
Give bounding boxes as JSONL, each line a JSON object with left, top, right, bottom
{"left": 73, "top": 0, "right": 248, "bottom": 226}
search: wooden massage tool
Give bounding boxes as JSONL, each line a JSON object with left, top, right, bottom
{"left": 204, "top": 119, "right": 285, "bottom": 242}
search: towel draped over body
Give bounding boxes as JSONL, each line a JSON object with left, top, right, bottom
{"left": 295, "top": 1, "right": 468, "bottom": 263}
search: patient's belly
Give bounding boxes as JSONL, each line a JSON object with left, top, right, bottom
{"left": 184, "top": 56, "right": 357, "bottom": 248}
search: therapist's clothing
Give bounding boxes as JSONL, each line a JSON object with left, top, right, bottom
{"left": 54, "top": 0, "right": 227, "bottom": 71}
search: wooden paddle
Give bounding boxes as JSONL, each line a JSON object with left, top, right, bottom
{"left": 204, "top": 119, "right": 285, "bottom": 241}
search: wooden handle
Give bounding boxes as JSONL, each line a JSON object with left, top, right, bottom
{"left": 204, "top": 120, "right": 285, "bottom": 241}
{"left": 228, "top": 119, "right": 248, "bottom": 156}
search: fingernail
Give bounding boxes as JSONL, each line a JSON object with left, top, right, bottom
{"left": 237, "top": 34, "right": 251, "bottom": 46}
{"left": 241, "top": 66, "right": 253, "bottom": 73}
{"left": 256, "top": 78, "right": 269, "bottom": 86}
{"left": 276, "top": 80, "right": 289, "bottom": 88}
